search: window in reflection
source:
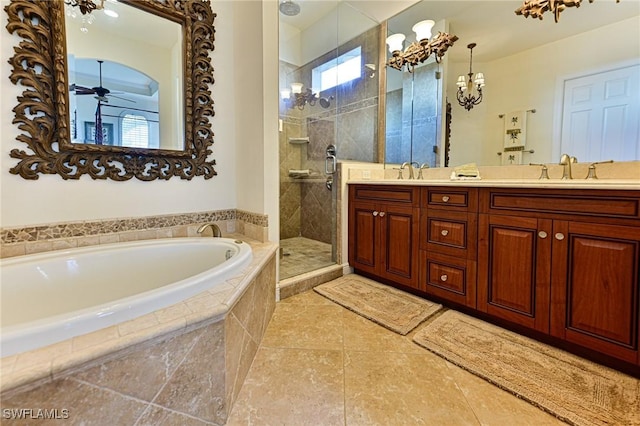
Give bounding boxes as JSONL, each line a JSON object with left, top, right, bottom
{"left": 121, "top": 114, "right": 150, "bottom": 149}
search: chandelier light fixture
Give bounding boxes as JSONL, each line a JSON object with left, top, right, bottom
{"left": 65, "top": 0, "right": 119, "bottom": 32}
{"left": 515, "top": 0, "right": 619, "bottom": 23}
{"left": 456, "top": 43, "right": 485, "bottom": 111}
{"left": 386, "top": 20, "right": 458, "bottom": 72}
{"left": 280, "top": 83, "right": 332, "bottom": 110}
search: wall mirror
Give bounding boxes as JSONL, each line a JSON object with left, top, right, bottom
{"left": 383, "top": 0, "right": 639, "bottom": 168}
{"left": 5, "top": 0, "right": 216, "bottom": 181}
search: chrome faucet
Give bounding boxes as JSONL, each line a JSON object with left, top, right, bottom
{"left": 197, "top": 223, "right": 222, "bottom": 237}
{"left": 559, "top": 154, "right": 577, "bottom": 180}
{"left": 400, "top": 161, "right": 420, "bottom": 179}
{"left": 417, "top": 163, "right": 429, "bottom": 180}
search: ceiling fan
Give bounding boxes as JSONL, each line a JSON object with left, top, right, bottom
{"left": 70, "top": 60, "right": 134, "bottom": 103}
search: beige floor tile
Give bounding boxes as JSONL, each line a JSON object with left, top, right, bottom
{"left": 229, "top": 284, "right": 575, "bottom": 425}
{"left": 344, "top": 350, "right": 480, "bottom": 425}
{"left": 261, "top": 303, "right": 344, "bottom": 350}
{"left": 342, "top": 309, "right": 427, "bottom": 354}
{"left": 227, "top": 347, "right": 344, "bottom": 425}
{"left": 445, "top": 362, "right": 566, "bottom": 426}
{"left": 279, "top": 289, "right": 337, "bottom": 306}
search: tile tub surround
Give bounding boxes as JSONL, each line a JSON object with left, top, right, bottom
{"left": 0, "top": 240, "right": 277, "bottom": 425}
{"left": 0, "top": 209, "right": 269, "bottom": 258}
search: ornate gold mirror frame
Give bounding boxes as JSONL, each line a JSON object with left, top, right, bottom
{"left": 4, "top": 0, "right": 216, "bottom": 181}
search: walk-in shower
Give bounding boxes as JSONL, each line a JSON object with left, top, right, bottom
{"left": 278, "top": 1, "right": 380, "bottom": 281}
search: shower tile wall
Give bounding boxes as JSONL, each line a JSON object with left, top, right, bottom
{"left": 385, "top": 62, "right": 440, "bottom": 167}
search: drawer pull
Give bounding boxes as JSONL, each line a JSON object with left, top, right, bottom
{"left": 379, "top": 212, "right": 386, "bottom": 217}
{"left": 538, "top": 231, "right": 547, "bottom": 239}
{"left": 440, "top": 274, "right": 448, "bottom": 282}
{"left": 441, "top": 229, "right": 449, "bottom": 237}
{"left": 442, "top": 195, "right": 450, "bottom": 202}
{"left": 372, "top": 211, "right": 378, "bottom": 216}
{"left": 555, "top": 233, "right": 565, "bottom": 241}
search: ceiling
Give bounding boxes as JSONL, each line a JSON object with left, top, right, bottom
{"left": 279, "top": 0, "right": 640, "bottom": 62}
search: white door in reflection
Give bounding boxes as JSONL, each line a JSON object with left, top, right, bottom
{"left": 561, "top": 64, "right": 640, "bottom": 162}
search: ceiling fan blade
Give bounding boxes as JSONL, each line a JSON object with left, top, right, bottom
{"left": 108, "top": 94, "right": 136, "bottom": 103}
{"left": 71, "top": 84, "right": 96, "bottom": 95}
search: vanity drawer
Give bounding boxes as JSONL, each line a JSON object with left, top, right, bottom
{"left": 422, "top": 188, "right": 478, "bottom": 212}
{"left": 420, "top": 210, "right": 477, "bottom": 258}
{"left": 420, "top": 251, "right": 477, "bottom": 308}
{"left": 428, "top": 219, "right": 466, "bottom": 248}
{"left": 351, "top": 185, "right": 418, "bottom": 206}
{"left": 481, "top": 188, "right": 640, "bottom": 221}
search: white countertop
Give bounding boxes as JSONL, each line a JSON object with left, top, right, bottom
{"left": 347, "top": 179, "right": 640, "bottom": 190}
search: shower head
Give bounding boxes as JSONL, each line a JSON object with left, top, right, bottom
{"left": 279, "top": 0, "right": 300, "bottom": 16}
{"left": 319, "top": 96, "right": 334, "bottom": 109}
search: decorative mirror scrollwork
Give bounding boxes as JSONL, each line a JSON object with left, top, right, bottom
{"left": 4, "top": 0, "right": 217, "bottom": 181}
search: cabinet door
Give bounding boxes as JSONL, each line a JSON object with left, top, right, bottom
{"left": 348, "top": 200, "right": 378, "bottom": 276}
{"left": 551, "top": 221, "right": 640, "bottom": 364}
{"left": 478, "top": 214, "right": 552, "bottom": 332}
{"left": 380, "top": 204, "right": 419, "bottom": 288}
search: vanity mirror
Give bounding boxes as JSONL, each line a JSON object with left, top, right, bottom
{"left": 5, "top": 0, "right": 216, "bottom": 181}
{"left": 383, "top": 0, "right": 639, "bottom": 167}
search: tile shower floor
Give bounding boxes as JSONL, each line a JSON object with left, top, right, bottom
{"left": 227, "top": 288, "right": 565, "bottom": 425}
{"left": 279, "top": 237, "right": 334, "bottom": 280}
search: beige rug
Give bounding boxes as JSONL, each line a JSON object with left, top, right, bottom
{"left": 314, "top": 275, "right": 442, "bottom": 335}
{"left": 413, "top": 310, "right": 640, "bottom": 426}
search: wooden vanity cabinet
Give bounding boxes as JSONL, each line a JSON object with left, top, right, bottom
{"left": 348, "top": 185, "right": 420, "bottom": 289}
{"left": 550, "top": 220, "right": 640, "bottom": 364}
{"left": 419, "top": 188, "right": 478, "bottom": 308}
{"left": 479, "top": 188, "right": 640, "bottom": 364}
{"left": 348, "top": 184, "right": 640, "bottom": 368}
{"left": 477, "top": 214, "right": 552, "bottom": 332}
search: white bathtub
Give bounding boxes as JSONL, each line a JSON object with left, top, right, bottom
{"left": 0, "top": 237, "right": 252, "bottom": 357}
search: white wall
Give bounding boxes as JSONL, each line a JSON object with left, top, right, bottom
{"left": 448, "top": 16, "right": 640, "bottom": 167}
{"left": 1, "top": 0, "right": 278, "bottom": 234}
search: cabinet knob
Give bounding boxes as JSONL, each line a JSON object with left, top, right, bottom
{"left": 555, "top": 233, "right": 565, "bottom": 241}
{"left": 372, "top": 211, "right": 378, "bottom": 216}
{"left": 379, "top": 212, "right": 386, "bottom": 217}
{"left": 440, "top": 274, "right": 448, "bottom": 282}
{"left": 442, "top": 195, "right": 450, "bottom": 202}
{"left": 441, "top": 229, "right": 449, "bottom": 237}
{"left": 538, "top": 231, "right": 547, "bottom": 239}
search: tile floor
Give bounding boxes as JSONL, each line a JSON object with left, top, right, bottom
{"left": 279, "top": 237, "right": 335, "bottom": 280}
{"left": 227, "top": 288, "right": 566, "bottom": 425}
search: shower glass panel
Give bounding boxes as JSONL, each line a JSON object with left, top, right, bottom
{"left": 278, "top": 1, "right": 380, "bottom": 281}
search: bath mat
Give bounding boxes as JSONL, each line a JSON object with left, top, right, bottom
{"left": 413, "top": 310, "right": 640, "bottom": 426}
{"left": 313, "top": 275, "right": 442, "bottom": 335}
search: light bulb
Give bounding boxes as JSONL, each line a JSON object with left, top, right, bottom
{"left": 290, "top": 83, "right": 303, "bottom": 94}
{"left": 412, "top": 20, "right": 434, "bottom": 42}
{"left": 386, "top": 33, "right": 406, "bottom": 53}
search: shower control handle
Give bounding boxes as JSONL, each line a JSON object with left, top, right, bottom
{"left": 325, "top": 144, "right": 337, "bottom": 175}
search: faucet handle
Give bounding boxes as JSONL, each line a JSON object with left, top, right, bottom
{"left": 395, "top": 168, "right": 404, "bottom": 180}
{"left": 417, "top": 163, "right": 430, "bottom": 180}
{"left": 585, "top": 160, "right": 614, "bottom": 179}
{"left": 529, "top": 163, "right": 549, "bottom": 180}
